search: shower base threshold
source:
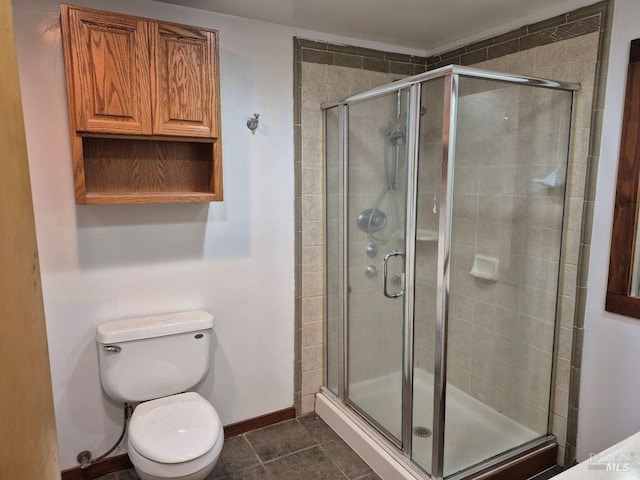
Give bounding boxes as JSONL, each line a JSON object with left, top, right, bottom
{"left": 316, "top": 389, "right": 558, "bottom": 480}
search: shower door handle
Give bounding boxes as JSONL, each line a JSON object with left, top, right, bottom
{"left": 383, "top": 251, "right": 405, "bottom": 298}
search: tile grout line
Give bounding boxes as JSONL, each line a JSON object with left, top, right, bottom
{"left": 241, "top": 431, "right": 270, "bottom": 470}
{"left": 210, "top": 433, "right": 270, "bottom": 480}
{"left": 240, "top": 432, "right": 265, "bottom": 468}
{"left": 260, "top": 444, "right": 321, "bottom": 465}
{"left": 246, "top": 417, "right": 370, "bottom": 479}
{"left": 302, "top": 415, "right": 376, "bottom": 480}
{"left": 240, "top": 418, "right": 323, "bottom": 470}
{"left": 317, "top": 441, "right": 355, "bottom": 480}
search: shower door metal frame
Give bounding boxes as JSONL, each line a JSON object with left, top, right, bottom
{"left": 340, "top": 103, "right": 349, "bottom": 404}
{"left": 322, "top": 65, "right": 580, "bottom": 480}
{"left": 401, "top": 82, "right": 423, "bottom": 455}
{"left": 431, "top": 72, "right": 458, "bottom": 480}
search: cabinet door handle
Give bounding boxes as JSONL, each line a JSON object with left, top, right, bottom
{"left": 383, "top": 250, "right": 405, "bottom": 298}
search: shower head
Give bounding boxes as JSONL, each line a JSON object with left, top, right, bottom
{"left": 357, "top": 208, "right": 387, "bottom": 233}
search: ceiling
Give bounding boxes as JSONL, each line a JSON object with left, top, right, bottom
{"left": 157, "top": 0, "right": 597, "bottom": 52}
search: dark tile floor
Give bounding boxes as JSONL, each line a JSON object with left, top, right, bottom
{"left": 93, "top": 413, "right": 565, "bottom": 480}
{"left": 96, "top": 413, "right": 381, "bottom": 480}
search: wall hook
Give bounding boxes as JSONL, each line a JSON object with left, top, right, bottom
{"left": 247, "top": 113, "right": 260, "bottom": 134}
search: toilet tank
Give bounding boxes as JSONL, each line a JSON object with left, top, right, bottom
{"left": 96, "top": 311, "right": 214, "bottom": 402}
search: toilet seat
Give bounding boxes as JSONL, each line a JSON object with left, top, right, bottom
{"left": 128, "top": 392, "right": 224, "bottom": 479}
{"left": 129, "top": 392, "right": 222, "bottom": 463}
{"left": 128, "top": 437, "right": 222, "bottom": 480}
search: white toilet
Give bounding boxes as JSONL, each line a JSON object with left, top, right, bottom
{"left": 96, "top": 311, "right": 224, "bottom": 480}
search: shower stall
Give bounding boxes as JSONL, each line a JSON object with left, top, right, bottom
{"left": 321, "top": 66, "right": 577, "bottom": 480}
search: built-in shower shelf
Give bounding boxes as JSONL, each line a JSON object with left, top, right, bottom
{"left": 416, "top": 229, "right": 438, "bottom": 242}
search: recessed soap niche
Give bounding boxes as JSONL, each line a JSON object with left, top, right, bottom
{"left": 470, "top": 254, "right": 499, "bottom": 281}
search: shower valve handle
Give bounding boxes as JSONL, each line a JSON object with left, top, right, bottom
{"left": 383, "top": 250, "right": 405, "bottom": 299}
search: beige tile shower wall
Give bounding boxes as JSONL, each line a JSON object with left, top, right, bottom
{"left": 448, "top": 79, "right": 569, "bottom": 434}
{"left": 456, "top": 32, "right": 599, "bottom": 461}
{"left": 300, "top": 63, "right": 409, "bottom": 413}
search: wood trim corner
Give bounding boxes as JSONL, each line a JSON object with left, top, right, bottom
{"left": 607, "top": 38, "right": 640, "bottom": 319}
{"left": 223, "top": 406, "right": 296, "bottom": 438}
{"left": 606, "top": 291, "right": 640, "bottom": 318}
{"left": 468, "top": 443, "right": 558, "bottom": 480}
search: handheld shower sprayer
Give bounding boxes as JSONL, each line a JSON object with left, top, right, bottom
{"left": 356, "top": 93, "right": 426, "bottom": 243}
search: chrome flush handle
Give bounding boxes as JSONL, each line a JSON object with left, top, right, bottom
{"left": 103, "top": 345, "right": 121, "bottom": 353}
{"left": 383, "top": 250, "right": 405, "bottom": 298}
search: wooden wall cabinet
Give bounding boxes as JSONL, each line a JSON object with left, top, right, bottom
{"left": 60, "top": 5, "right": 222, "bottom": 204}
{"left": 153, "top": 23, "right": 218, "bottom": 138}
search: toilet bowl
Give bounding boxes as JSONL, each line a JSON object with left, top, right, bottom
{"left": 96, "top": 311, "right": 223, "bottom": 480}
{"left": 127, "top": 393, "right": 224, "bottom": 480}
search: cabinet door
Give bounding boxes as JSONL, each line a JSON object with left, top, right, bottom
{"left": 152, "top": 23, "right": 219, "bottom": 138}
{"left": 63, "top": 6, "right": 152, "bottom": 135}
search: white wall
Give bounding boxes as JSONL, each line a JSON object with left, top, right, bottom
{"left": 11, "top": 0, "right": 425, "bottom": 471}
{"left": 578, "top": 0, "right": 640, "bottom": 461}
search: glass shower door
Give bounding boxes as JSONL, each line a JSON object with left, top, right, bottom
{"left": 442, "top": 77, "right": 574, "bottom": 477}
{"left": 345, "top": 89, "right": 410, "bottom": 442}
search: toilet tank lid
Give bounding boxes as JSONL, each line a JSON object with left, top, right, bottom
{"left": 96, "top": 311, "right": 214, "bottom": 344}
